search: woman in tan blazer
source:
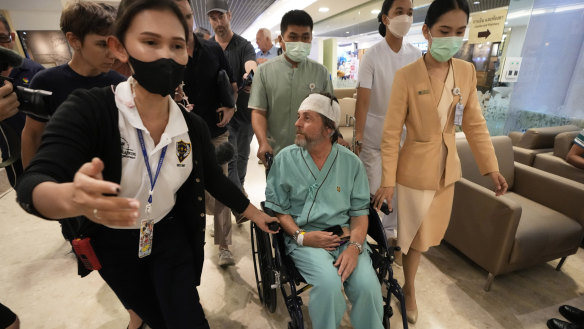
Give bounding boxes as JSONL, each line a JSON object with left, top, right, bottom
{"left": 373, "top": 0, "right": 508, "bottom": 323}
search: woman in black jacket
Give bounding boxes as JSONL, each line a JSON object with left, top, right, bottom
{"left": 16, "top": 0, "right": 277, "bottom": 328}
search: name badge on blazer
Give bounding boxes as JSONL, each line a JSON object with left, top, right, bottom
{"left": 417, "top": 90, "right": 430, "bottom": 95}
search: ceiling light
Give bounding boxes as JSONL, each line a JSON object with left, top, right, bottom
{"left": 474, "top": 1, "right": 480, "bottom": 4}
{"left": 346, "top": 31, "right": 350, "bottom": 34}
{"left": 319, "top": 7, "right": 330, "bottom": 13}
{"left": 371, "top": 9, "right": 381, "bottom": 15}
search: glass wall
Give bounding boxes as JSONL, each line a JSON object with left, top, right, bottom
{"left": 502, "top": 0, "right": 584, "bottom": 134}
{"left": 315, "top": 0, "right": 584, "bottom": 135}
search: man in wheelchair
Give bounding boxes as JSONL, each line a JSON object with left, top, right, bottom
{"left": 265, "top": 92, "right": 384, "bottom": 329}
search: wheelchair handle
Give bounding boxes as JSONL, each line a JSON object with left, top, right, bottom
{"left": 264, "top": 152, "right": 274, "bottom": 176}
{"left": 267, "top": 221, "right": 281, "bottom": 232}
{"left": 265, "top": 152, "right": 273, "bottom": 168}
{"left": 370, "top": 195, "right": 392, "bottom": 215}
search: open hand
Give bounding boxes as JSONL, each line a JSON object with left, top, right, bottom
{"left": 72, "top": 158, "right": 139, "bottom": 226}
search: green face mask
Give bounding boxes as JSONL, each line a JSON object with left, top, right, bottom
{"left": 429, "top": 32, "right": 463, "bottom": 62}
{"left": 284, "top": 41, "right": 311, "bottom": 63}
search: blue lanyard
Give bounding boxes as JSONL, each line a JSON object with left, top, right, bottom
{"left": 137, "top": 129, "right": 168, "bottom": 205}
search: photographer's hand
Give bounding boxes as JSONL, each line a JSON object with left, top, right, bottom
{"left": 0, "top": 81, "right": 19, "bottom": 121}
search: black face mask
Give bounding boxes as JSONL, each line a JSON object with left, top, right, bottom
{"left": 128, "top": 55, "right": 185, "bottom": 97}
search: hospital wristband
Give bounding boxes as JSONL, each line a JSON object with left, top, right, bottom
{"left": 297, "top": 231, "right": 306, "bottom": 246}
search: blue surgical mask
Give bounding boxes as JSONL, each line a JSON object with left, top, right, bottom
{"left": 284, "top": 42, "right": 311, "bottom": 63}
{"left": 428, "top": 32, "right": 463, "bottom": 62}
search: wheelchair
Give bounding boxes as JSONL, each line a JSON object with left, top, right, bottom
{"left": 250, "top": 203, "right": 409, "bottom": 329}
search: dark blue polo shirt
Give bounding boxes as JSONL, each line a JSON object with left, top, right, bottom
{"left": 183, "top": 34, "right": 235, "bottom": 138}
{"left": 28, "top": 64, "right": 126, "bottom": 122}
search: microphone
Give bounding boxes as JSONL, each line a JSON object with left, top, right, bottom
{"left": 0, "top": 47, "right": 24, "bottom": 72}
{"left": 215, "top": 142, "right": 234, "bottom": 166}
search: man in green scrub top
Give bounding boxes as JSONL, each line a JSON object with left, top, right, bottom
{"left": 265, "top": 93, "right": 384, "bottom": 329}
{"left": 249, "top": 9, "right": 333, "bottom": 165}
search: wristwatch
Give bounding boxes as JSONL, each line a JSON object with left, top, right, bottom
{"left": 348, "top": 241, "right": 363, "bottom": 254}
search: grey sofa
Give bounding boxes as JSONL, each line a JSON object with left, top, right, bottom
{"left": 509, "top": 125, "right": 580, "bottom": 165}
{"left": 533, "top": 131, "right": 584, "bottom": 184}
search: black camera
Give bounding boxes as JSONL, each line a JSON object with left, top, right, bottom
{"left": 239, "top": 69, "right": 254, "bottom": 91}
{"left": 1, "top": 75, "right": 52, "bottom": 121}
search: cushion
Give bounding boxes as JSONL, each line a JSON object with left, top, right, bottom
{"left": 333, "top": 88, "right": 357, "bottom": 100}
{"left": 517, "top": 125, "right": 580, "bottom": 149}
{"left": 533, "top": 152, "right": 584, "bottom": 184}
{"left": 507, "top": 192, "right": 583, "bottom": 265}
{"left": 457, "top": 136, "right": 515, "bottom": 190}
{"left": 554, "top": 131, "right": 580, "bottom": 159}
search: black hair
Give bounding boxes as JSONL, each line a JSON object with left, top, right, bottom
{"left": 280, "top": 10, "right": 313, "bottom": 35}
{"left": 424, "top": 0, "right": 470, "bottom": 29}
{"left": 115, "top": 0, "right": 189, "bottom": 44}
{"left": 377, "top": 0, "right": 395, "bottom": 37}
{"left": 315, "top": 92, "right": 340, "bottom": 144}
{"left": 0, "top": 14, "right": 11, "bottom": 33}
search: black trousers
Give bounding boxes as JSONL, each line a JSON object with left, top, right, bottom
{"left": 92, "top": 215, "right": 209, "bottom": 329}
{"left": 0, "top": 302, "right": 16, "bottom": 328}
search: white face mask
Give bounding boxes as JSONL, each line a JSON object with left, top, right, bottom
{"left": 387, "top": 15, "right": 413, "bottom": 38}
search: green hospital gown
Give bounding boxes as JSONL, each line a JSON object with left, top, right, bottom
{"left": 265, "top": 143, "right": 383, "bottom": 329}
{"left": 265, "top": 143, "right": 370, "bottom": 254}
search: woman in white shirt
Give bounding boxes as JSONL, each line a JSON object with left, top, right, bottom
{"left": 16, "top": 0, "right": 277, "bottom": 327}
{"left": 354, "top": 0, "right": 421, "bottom": 240}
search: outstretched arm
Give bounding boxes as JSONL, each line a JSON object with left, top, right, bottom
{"left": 32, "top": 157, "right": 139, "bottom": 226}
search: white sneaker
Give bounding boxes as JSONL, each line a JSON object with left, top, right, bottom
{"left": 218, "top": 249, "right": 235, "bottom": 267}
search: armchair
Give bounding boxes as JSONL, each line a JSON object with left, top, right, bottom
{"left": 444, "top": 136, "right": 584, "bottom": 291}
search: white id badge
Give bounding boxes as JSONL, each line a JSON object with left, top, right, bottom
{"left": 138, "top": 219, "right": 154, "bottom": 258}
{"left": 454, "top": 103, "right": 464, "bottom": 126}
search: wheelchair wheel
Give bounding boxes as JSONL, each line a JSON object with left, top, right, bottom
{"left": 383, "top": 306, "right": 392, "bottom": 329}
{"left": 286, "top": 296, "right": 304, "bottom": 329}
{"left": 251, "top": 222, "right": 277, "bottom": 313}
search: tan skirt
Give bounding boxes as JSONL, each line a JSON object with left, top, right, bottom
{"left": 396, "top": 181, "right": 455, "bottom": 255}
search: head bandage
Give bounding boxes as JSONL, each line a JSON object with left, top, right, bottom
{"left": 298, "top": 94, "right": 341, "bottom": 128}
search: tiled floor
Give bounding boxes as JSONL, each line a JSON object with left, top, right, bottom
{"left": 1, "top": 138, "right": 583, "bottom": 328}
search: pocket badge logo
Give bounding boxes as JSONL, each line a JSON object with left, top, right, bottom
{"left": 176, "top": 140, "right": 191, "bottom": 163}
{"left": 337, "top": 186, "right": 341, "bottom": 192}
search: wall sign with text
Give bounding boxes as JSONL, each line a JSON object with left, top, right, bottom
{"left": 468, "top": 7, "right": 509, "bottom": 45}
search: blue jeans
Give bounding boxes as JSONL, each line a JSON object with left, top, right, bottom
{"left": 227, "top": 114, "right": 254, "bottom": 190}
